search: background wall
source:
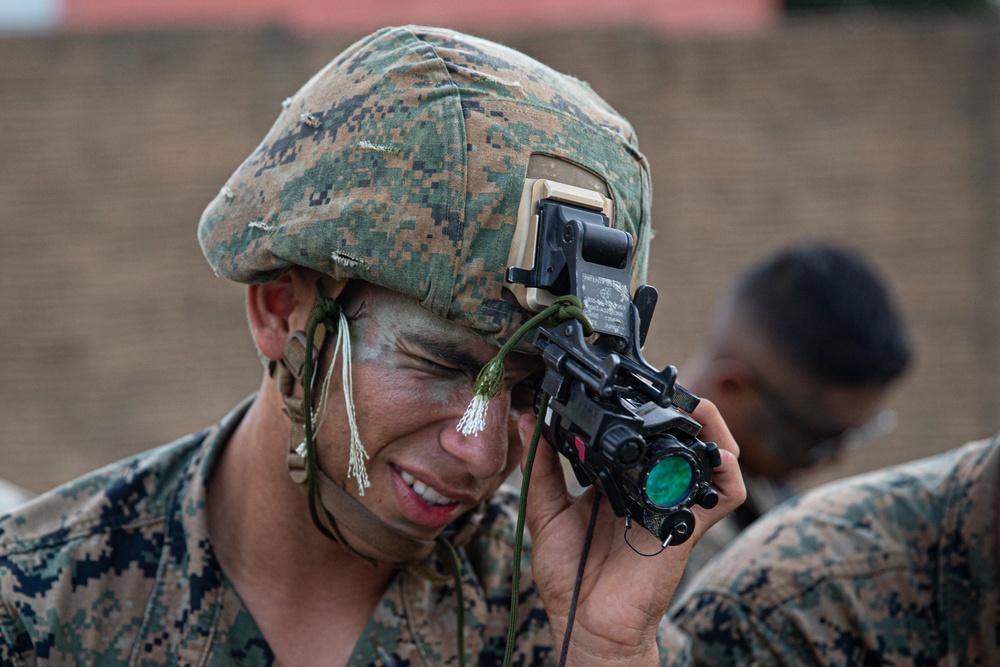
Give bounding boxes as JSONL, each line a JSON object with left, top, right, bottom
{"left": 1, "top": 17, "right": 998, "bottom": 493}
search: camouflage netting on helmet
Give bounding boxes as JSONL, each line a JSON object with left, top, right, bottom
{"left": 198, "top": 25, "right": 651, "bottom": 345}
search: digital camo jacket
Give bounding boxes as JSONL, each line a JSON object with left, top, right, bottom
{"left": 676, "top": 471, "right": 795, "bottom": 597}
{"left": 0, "top": 398, "right": 561, "bottom": 666}
{"left": 668, "top": 435, "right": 1000, "bottom": 666}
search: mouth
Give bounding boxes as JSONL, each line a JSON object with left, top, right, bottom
{"left": 398, "top": 470, "right": 459, "bottom": 507}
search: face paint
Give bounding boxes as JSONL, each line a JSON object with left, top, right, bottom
{"left": 310, "top": 284, "right": 541, "bottom": 541}
{"left": 347, "top": 290, "right": 484, "bottom": 406}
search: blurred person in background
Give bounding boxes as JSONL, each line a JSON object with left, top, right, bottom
{"left": 669, "top": 429, "right": 999, "bottom": 665}
{"left": 677, "top": 242, "right": 912, "bottom": 585}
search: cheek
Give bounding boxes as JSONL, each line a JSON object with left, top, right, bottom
{"left": 742, "top": 406, "right": 785, "bottom": 460}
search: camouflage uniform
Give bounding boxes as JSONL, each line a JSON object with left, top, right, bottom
{"left": 676, "top": 471, "right": 793, "bottom": 596}
{"left": 0, "top": 398, "right": 550, "bottom": 665}
{"left": 667, "top": 435, "right": 1000, "bottom": 666}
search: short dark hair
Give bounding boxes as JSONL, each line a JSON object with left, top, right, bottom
{"left": 731, "top": 242, "right": 912, "bottom": 386}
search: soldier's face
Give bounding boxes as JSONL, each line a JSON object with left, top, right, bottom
{"left": 739, "top": 367, "right": 888, "bottom": 481}
{"left": 313, "top": 284, "right": 541, "bottom": 543}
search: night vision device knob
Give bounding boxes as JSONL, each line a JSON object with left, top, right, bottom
{"left": 698, "top": 487, "right": 719, "bottom": 510}
{"left": 598, "top": 424, "right": 645, "bottom": 468}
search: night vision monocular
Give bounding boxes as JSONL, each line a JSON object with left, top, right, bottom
{"left": 505, "top": 179, "right": 720, "bottom": 548}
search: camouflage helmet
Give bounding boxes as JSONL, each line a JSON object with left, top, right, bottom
{"left": 198, "top": 25, "right": 652, "bottom": 345}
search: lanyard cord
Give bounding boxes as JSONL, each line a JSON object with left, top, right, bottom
{"left": 494, "top": 296, "right": 594, "bottom": 667}
{"left": 503, "top": 391, "right": 550, "bottom": 667}
{"left": 438, "top": 535, "right": 467, "bottom": 667}
{"left": 501, "top": 397, "right": 601, "bottom": 667}
{"left": 559, "top": 489, "right": 601, "bottom": 667}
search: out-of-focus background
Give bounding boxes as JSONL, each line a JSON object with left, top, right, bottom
{"left": 1, "top": 0, "right": 998, "bottom": 496}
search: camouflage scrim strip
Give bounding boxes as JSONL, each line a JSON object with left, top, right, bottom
{"left": 198, "top": 25, "right": 651, "bottom": 345}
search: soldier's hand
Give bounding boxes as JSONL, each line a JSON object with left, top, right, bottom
{"left": 517, "top": 398, "right": 745, "bottom": 666}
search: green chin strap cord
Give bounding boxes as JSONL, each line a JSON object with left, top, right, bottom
{"left": 301, "top": 283, "right": 346, "bottom": 547}
{"left": 503, "top": 394, "right": 602, "bottom": 667}
{"left": 503, "top": 391, "right": 550, "bottom": 667}
{"left": 452, "top": 294, "right": 593, "bottom": 667}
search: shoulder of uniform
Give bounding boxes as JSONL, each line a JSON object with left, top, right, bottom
{"left": 0, "top": 430, "right": 208, "bottom": 556}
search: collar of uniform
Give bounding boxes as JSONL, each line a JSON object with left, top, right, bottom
{"left": 374, "top": 488, "right": 543, "bottom": 665}
{"left": 348, "top": 553, "right": 491, "bottom": 664}
{"left": 937, "top": 435, "right": 1000, "bottom": 660}
{"left": 134, "top": 395, "right": 256, "bottom": 666}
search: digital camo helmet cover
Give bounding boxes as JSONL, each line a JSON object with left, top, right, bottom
{"left": 199, "top": 25, "right": 651, "bottom": 345}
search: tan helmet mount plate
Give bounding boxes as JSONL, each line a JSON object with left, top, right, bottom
{"left": 505, "top": 177, "right": 614, "bottom": 314}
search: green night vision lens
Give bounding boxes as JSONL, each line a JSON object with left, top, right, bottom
{"left": 646, "top": 455, "right": 694, "bottom": 508}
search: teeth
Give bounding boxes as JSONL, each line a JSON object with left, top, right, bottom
{"left": 399, "top": 470, "right": 457, "bottom": 507}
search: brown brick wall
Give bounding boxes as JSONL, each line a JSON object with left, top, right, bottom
{"left": 1, "top": 19, "right": 998, "bottom": 493}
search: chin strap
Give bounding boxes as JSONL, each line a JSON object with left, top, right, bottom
{"left": 271, "top": 280, "right": 483, "bottom": 580}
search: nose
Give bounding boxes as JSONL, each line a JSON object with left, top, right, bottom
{"left": 439, "top": 390, "right": 517, "bottom": 481}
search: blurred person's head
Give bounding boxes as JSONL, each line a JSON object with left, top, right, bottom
{"left": 683, "top": 242, "right": 912, "bottom": 482}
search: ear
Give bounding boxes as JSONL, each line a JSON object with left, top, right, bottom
{"left": 247, "top": 270, "right": 306, "bottom": 362}
{"left": 706, "top": 357, "right": 756, "bottom": 406}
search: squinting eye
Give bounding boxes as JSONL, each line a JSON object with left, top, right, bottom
{"left": 420, "top": 357, "right": 468, "bottom": 378}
